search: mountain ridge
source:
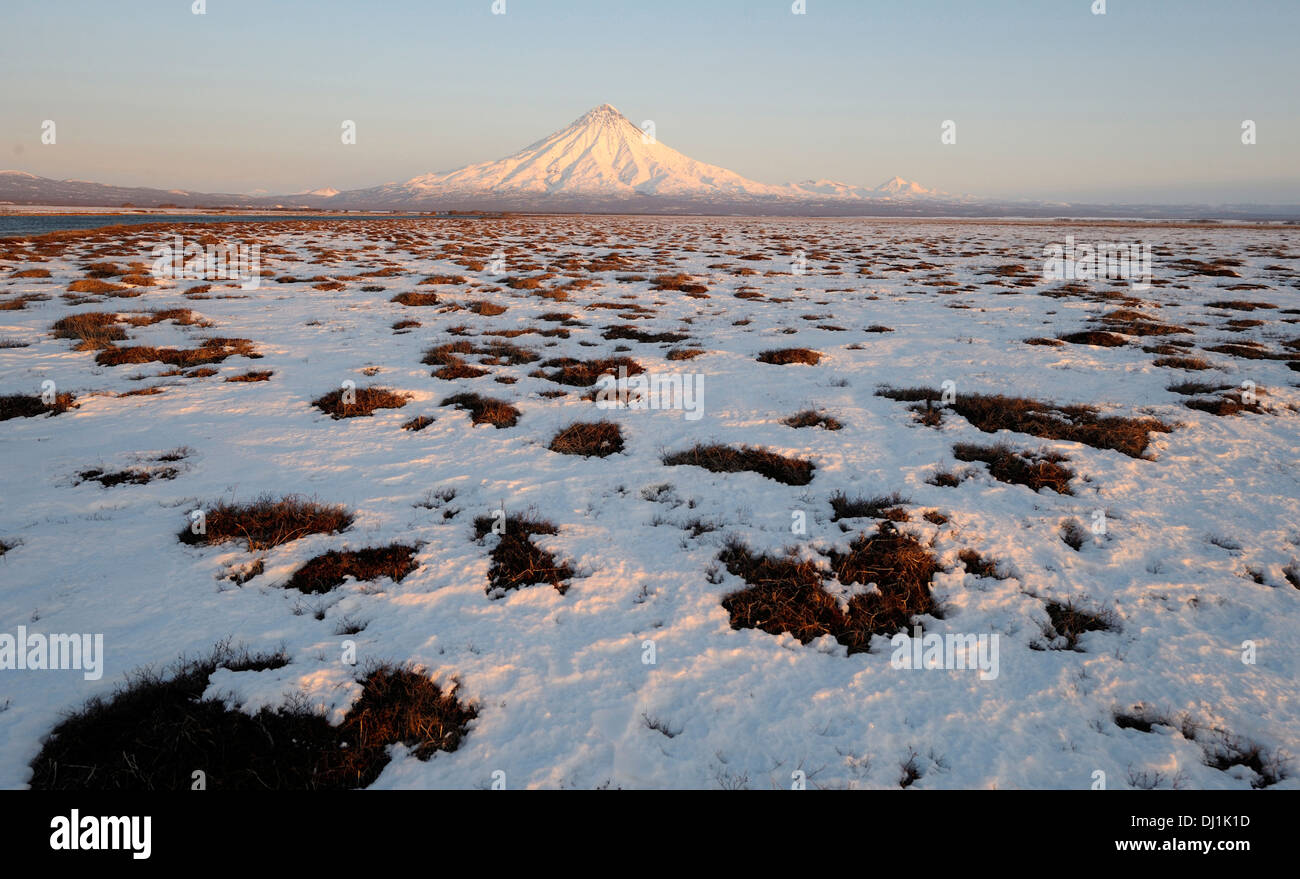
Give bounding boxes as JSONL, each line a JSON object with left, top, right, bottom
{"left": 3, "top": 107, "right": 1297, "bottom": 219}
{"left": 332, "top": 104, "right": 946, "bottom": 206}
{"left": 0, "top": 104, "right": 949, "bottom": 212}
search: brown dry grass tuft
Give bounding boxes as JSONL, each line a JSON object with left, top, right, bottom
{"left": 829, "top": 492, "right": 910, "bottom": 521}
{"left": 78, "top": 466, "right": 178, "bottom": 487}
{"left": 877, "top": 388, "right": 1171, "bottom": 458}
{"left": 782, "top": 409, "right": 842, "bottom": 430}
{"left": 1206, "top": 300, "right": 1275, "bottom": 311}
{"left": 0, "top": 392, "right": 77, "bottom": 421}
{"left": 51, "top": 312, "right": 128, "bottom": 348}
{"left": 663, "top": 443, "right": 814, "bottom": 486}
{"left": 96, "top": 337, "right": 258, "bottom": 368}
{"left": 225, "top": 370, "right": 272, "bottom": 382}
{"left": 391, "top": 291, "right": 440, "bottom": 306}
{"left": 757, "top": 347, "right": 822, "bottom": 365}
{"left": 1183, "top": 392, "right": 1266, "bottom": 416}
{"left": 1040, "top": 600, "right": 1118, "bottom": 650}
{"left": 313, "top": 386, "right": 409, "bottom": 419}
{"left": 422, "top": 340, "right": 484, "bottom": 379}
{"left": 1153, "top": 355, "right": 1213, "bottom": 370}
{"left": 651, "top": 273, "right": 708, "bottom": 294}
{"left": 1203, "top": 343, "right": 1291, "bottom": 361}
{"left": 1057, "top": 330, "right": 1129, "bottom": 347}
{"left": 472, "top": 513, "right": 573, "bottom": 596}
{"left": 285, "top": 544, "right": 418, "bottom": 594}
{"left": 720, "top": 521, "right": 939, "bottom": 655}
{"left": 67, "top": 279, "right": 128, "bottom": 295}
{"left": 602, "top": 324, "right": 690, "bottom": 344}
{"left": 1167, "top": 380, "right": 1231, "bottom": 395}
{"left": 538, "top": 356, "right": 643, "bottom": 387}
{"left": 401, "top": 415, "right": 434, "bottom": 431}
{"left": 953, "top": 442, "right": 1075, "bottom": 494}
{"left": 28, "top": 646, "right": 475, "bottom": 790}
{"left": 958, "top": 549, "right": 1004, "bottom": 579}
{"left": 548, "top": 421, "right": 624, "bottom": 457}
{"left": 179, "top": 494, "right": 353, "bottom": 552}
{"left": 440, "top": 392, "right": 520, "bottom": 428}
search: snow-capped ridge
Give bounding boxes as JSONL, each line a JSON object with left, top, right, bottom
{"left": 353, "top": 104, "right": 948, "bottom": 205}
{"left": 0, "top": 106, "right": 963, "bottom": 211}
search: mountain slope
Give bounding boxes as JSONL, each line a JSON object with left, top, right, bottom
{"left": 0, "top": 106, "right": 951, "bottom": 211}
{"left": 398, "top": 104, "right": 790, "bottom": 198}
{"left": 7, "top": 106, "right": 1293, "bottom": 217}
{"left": 344, "top": 105, "right": 945, "bottom": 207}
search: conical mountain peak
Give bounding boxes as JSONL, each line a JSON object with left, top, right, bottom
{"left": 580, "top": 103, "right": 623, "bottom": 120}
{"left": 355, "top": 105, "right": 941, "bottom": 205}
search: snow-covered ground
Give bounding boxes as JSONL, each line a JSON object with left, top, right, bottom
{"left": 1, "top": 216, "right": 1297, "bottom": 789}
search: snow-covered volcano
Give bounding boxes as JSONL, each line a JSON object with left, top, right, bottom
{"left": 335, "top": 104, "right": 944, "bottom": 209}
{"left": 393, "top": 104, "right": 791, "bottom": 199}
{"left": 0, "top": 105, "right": 957, "bottom": 213}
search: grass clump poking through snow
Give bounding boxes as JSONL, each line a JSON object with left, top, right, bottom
{"left": 601, "top": 324, "right": 690, "bottom": 344}
{"left": 876, "top": 387, "right": 1171, "bottom": 458}
{"left": 391, "top": 291, "right": 440, "bottom": 306}
{"left": 284, "top": 544, "right": 419, "bottom": 594}
{"left": 28, "top": 645, "right": 475, "bottom": 790}
{"left": 423, "top": 340, "right": 489, "bottom": 379}
{"left": 67, "top": 278, "right": 128, "bottom": 295}
{"left": 1153, "top": 355, "right": 1213, "bottom": 370}
{"left": 719, "top": 521, "right": 939, "bottom": 655}
{"left": 440, "top": 392, "right": 520, "bottom": 428}
{"left": 782, "top": 409, "right": 842, "bottom": 430}
{"left": 313, "top": 386, "right": 410, "bottom": 419}
{"left": 1182, "top": 389, "right": 1267, "bottom": 417}
{"left": 78, "top": 465, "right": 178, "bottom": 487}
{"left": 225, "top": 370, "right": 272, "bottom": 383}
{"left": 718, "top": 544, "right": 840, "bottom": 645}
{"left": 952, "top": 442, "right": 1075, "bottom": 494}
{"left": 0, "top": 392, "right": 77, "bottom": 421}
{"left": 402, "top": 415, "right": 434, "bottom": 432}
{"left": 829, "top": 491, "right": 910, "bottom": 521}
{"left": 663, "top": 443, "right": 815, "bottom": 486}
{"left": 1059, "top": 518, "right": 1089, "bottom": 551}
{"left": 548, "top": 421, "right": 624, "bottom": 457}
{"left": 467, "top": 299, "right": 507, "bottom": 316}
{"left": 958, "top": 549, "right": 1005, "bottom": 580}
{"left": 1056, "top": 330, "right": 1129, "bottom": 347}
{"left": 472, "top": 513, "right": 573, "bottom": 597}
{"left": 1201, "top": 734, "right": 1290, "bottom": 789}
{"left": 756, "top": 347, "right": 822, "bottom": 365}
{"left": 537, "top": 355, "right": 643, "bottom": 387}
{"left": 1039, "top": 600, "right": 1118, "bottom": 650}
{"left": 51, "top": 312, "right": 128, "bottom": 348}
{"left": 179, "top": 494, "right": 353, "bottom": 552}
{"left": 95, "top": 338, "right": 258, "bottom": 368}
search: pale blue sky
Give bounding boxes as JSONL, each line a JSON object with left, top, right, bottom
{"left": 1, "top": 0, "right": 1296, "bottom": 202}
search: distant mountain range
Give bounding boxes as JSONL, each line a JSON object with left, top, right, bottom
{"left": 3, "top": 104, "right": 1297, "bottom": 219}
{"left": 328, "top": 104, "right": 954, "bottom": 210}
